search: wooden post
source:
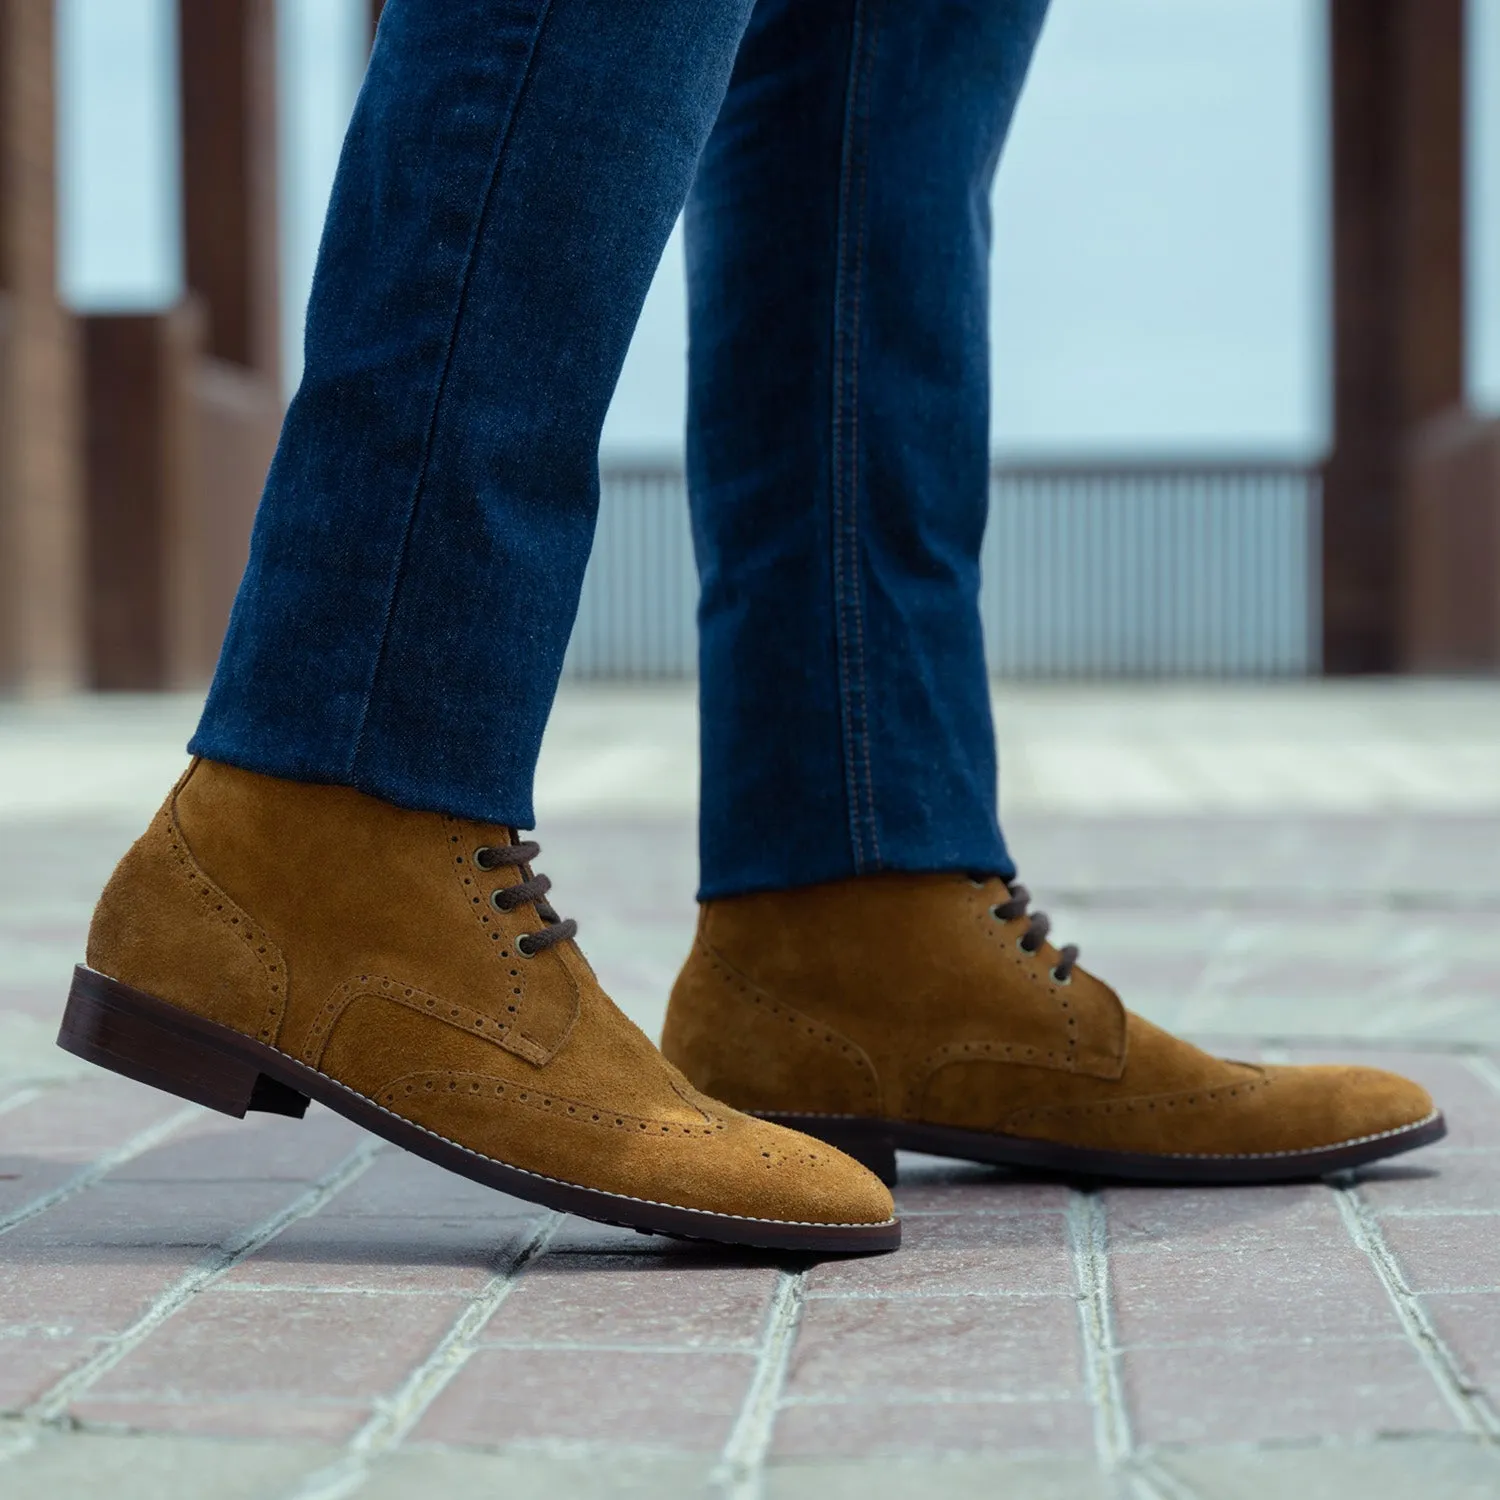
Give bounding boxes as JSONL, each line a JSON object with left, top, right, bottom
{"left": 0, "top": 0, "right": 84, "bottom": 693}
{"left": 1324, "top": 0, "right": 1467, "bottom": 673}
{"left": 83, "top": 305, "right": 205, "bottom": 689}
{"left": 82, "top": 2, "right": 283, "bottom": 689}
{"left": 179, "top": 0, "right": 281, "bottom": 384}
{"left": 1404, "top": 414, "right": 1500, "bottom": 670}
{"left": 171, "top": 0, "right": 282, "bottom": 682}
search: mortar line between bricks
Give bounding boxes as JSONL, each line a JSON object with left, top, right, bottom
{"left": 0, "top": 1135, "right": 383, "bottom": 1473}
{"left": 711, "top": 1268, "right": 806, "bottom": 1500}
{"left": 1131, "top": 1456, "right": 1206, "bottom": 1500}
{"left": 0, "top": 1085, "right": 45, "bottom": 1120}
{"left": 280, "top": 1212, "right": 562, "bottom": 1500}
{"left": 1464, "top": 1055, "right": 1500, "bottom": 1102}
{"left": 1332, "top": 1179, "right": 1500, "bottom": 1437}
{"left": 0, "top": 1102, "right": 202, "bottom": 1238}
{"left": 30, "top": 1139, "right": 380, "bottom": 1420}
{"left": 1066, "top": 1189, "right": 1133, "bottom": 1467}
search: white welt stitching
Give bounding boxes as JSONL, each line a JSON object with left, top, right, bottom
{"left": 285, "top": 1046, "right": 895, "bottom": 1231}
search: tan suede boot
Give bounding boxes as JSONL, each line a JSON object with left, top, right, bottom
{"left": 661, "top": 873, "right": 1445, "bottom": 1185}
{"left": 59, "top": 761, "right": 897, "bottom": 1252}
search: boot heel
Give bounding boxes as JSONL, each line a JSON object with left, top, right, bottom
{"left": 58, "top": 966, "right": 308, "bottom": 1120}
{"left": 760, "top": 1113, "right": 899, "bottom": 1186}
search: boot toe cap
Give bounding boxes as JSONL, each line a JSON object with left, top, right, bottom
{"left": 1264, "top": 1063, "right": 1437, "bottom": 1150}
{"left": 709, "top": 1114, "right": 896, "bottom": 1228}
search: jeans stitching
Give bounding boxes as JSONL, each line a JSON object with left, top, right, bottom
{"left": 347, "top": 0, "right": 557, "bottom": 781}
{"left": 831, "top": 0, "right": 884, "bottom": 873}
{"left": 829, "top": 19, "right": 856, "bottom": 868}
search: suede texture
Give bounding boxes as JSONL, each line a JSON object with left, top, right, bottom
{"left": 660, "top": 873, "right": 1437, "bottom": 1158}
{"left": 85, "top": 760, "right": 893, "bottom": 1227}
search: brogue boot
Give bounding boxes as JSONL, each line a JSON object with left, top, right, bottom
{"left": 661, "top": 872, "right": 1444, "bottom": 1184}
{"left": 60, "top": 761, "right": 898, "bottom": 1252}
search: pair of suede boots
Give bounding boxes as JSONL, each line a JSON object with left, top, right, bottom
{"left": 59, "top": 760, "right": 1443, "bottom": 1253}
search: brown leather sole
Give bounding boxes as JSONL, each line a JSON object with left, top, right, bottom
{"left": 57, "top": 967, "right": 900, "bottom": 1255}
{"left": 761, "top": 1108, "right": 1448, "bottom": 1187}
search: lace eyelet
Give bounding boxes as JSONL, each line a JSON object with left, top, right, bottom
{"left": 489, "top": 889, "right": 509, "bottom": 913}
{"left": 515, "top": 934, "right": 537, "bottom": 959}
{"left": 1051, "top": 969, "right": 1072, "bottom": 986}
{"left": 1017, "top": 936, "right": 1038, "bottom": 955}
{"left": 474, "top": 847, "right": 495, "bottom": 870}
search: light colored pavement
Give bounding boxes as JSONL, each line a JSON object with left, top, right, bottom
{"left": 1, "top": 681, "right": 1498, "bottom": 1498}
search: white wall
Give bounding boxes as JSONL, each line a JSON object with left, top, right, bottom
{"left": 56, "top": 0, "right": 180, "bottom": 309}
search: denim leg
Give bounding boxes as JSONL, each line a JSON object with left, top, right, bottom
{"left": 191, "top": 0, "right": 754, "bottom": 824}
{"left": 687, "top": 0, "right": 1048, "bottom": 899}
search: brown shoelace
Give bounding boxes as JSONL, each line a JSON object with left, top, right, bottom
{"left": 474, "top": 841, "right": 577, "bottom": 956}
{"left": 990, "top": 878, "right": 1079, "bottom": 983}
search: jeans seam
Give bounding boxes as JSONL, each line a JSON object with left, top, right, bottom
{"left": 830, "top": 0, "right": 884, "bottom": 874}
{"left": 346, "top": 0, "right": 557, "bottom": 783}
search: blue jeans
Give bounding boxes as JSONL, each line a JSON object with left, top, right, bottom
{"left": 191, "top": 0, "right": 1049, "bottom": 899}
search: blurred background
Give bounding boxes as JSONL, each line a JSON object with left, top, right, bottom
{"left": 0, "top": 0, "right": 1498, "bottom": 692}
{"left": 3, "top": 12, "right": 1500, "bottom": 1482}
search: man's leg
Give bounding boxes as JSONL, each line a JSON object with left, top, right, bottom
{"left": 193, "top": 0, "right": 736, "bottom": 825}
{"left": 60, "top": 0, "right": 897, "bottom": 1253}
{"left": 662, "top": 0, "right": 1443, "bottom": 1184}
{"left": 685, "top": 0, "right": 1041, "bottom": 898}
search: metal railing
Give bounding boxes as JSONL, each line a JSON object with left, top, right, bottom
{"left": 562, "top": 459, "right": 1320, "bottom": 680}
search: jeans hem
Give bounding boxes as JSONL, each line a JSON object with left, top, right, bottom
{"left": 695, "top": 843, "right": 1016, "bottom": 904}
{"left": 185, "top": 732, "right": 538, "bottom": 831}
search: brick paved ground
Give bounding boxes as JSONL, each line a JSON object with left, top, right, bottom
{"left": 2, "top": 684, "right": 1499, "bottom": 1498}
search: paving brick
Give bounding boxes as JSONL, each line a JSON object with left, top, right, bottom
{"left": 68, "top": 1394, "right": 367, "bottom": 1442}
{"left": 1217, "top": 957, "right": 1417, "bottom": 1003}
{"left": 1420, "top": 1293, "right": 1500, "bottom": 1389}
{"left": 1124, "top": 1337, "right": 1459, "bottom": 1445}
{"left": 222, "top": 1212, "right": 533, "bottom": 1295}
{"left": 786, "top": 1295, "right": 1081, "bottom": 1402}
{"left": 108, "top": 1108, "right": 365, "bottom": 1184}
{"left": 413, "top": 1347, "right": 754, "bottom": 1448}
{"left": 362, "top": 1448, "right": 716, "bottom": 1500}
{"left": 770, "top": 1397, "right": 1097, "bottom": 1459}
{"left": 4, "top": 1180, "right": 309, "bottom": 1252}
{"left": 84, "top": 1287, "right": 470, "bottom": 1410}
{"left": 0, "top": 1247, "right": 204, "bottom": 1340}
{"left": 485, "top": 1255, "right": 776, "bottom": 1349}
{"left": 1105, "top": 1184, "right": 1337, "bottom": 1251}
{"left": 543, "top": 1215, "right": 767, "bottom": 1259}
{"left": 324, "top": 1147, "right": 539, "bottom": 1221}
{"left": 0, "top": 1139, "right": 372, "bottom": 1347}
{"left": 1379, "top": 1213, "right": 1500, "bottom": 1293}
{"left": 0, "top": 984, "right": 68, "bottom": 1023}
{"left": 0, "top": 1331, "right": 101, "bottom": 1410}
{"left": 892, "top": 1170, "right": 1072, "bottom": 1216}
{"left": 6, "top": 698, "right": 1500, "bottom": 1495}
{"left": 1424, "top": 962, "right": 1500, "bottom": 1002}
{"left": 804, "top": 1213, "right": 1074, "bottom": 1298}
{"left": 1064, "top": 949, "right": 1211, "bottom": 1003}
{"left": 0, "top": 1158, "right": 74, "bottom": 1219}
{"left": 0, "top": 1076, "right": 192, "bottom": 1161}
{"left": 0, "top": 1432, "right": 337, "bottom": 1500}
{"left": 1109, "top": 1232, "right": 1401, "bottom": 1347}
{"left": 1155, "top": 1436, "right": 1500, "bottom": 1500}
{"left": 1357, "top": 1150, "right": 1500, "bottom": 1214}
{"left": 766, "top": 1454, "right": 1120, "bottom": 1500}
